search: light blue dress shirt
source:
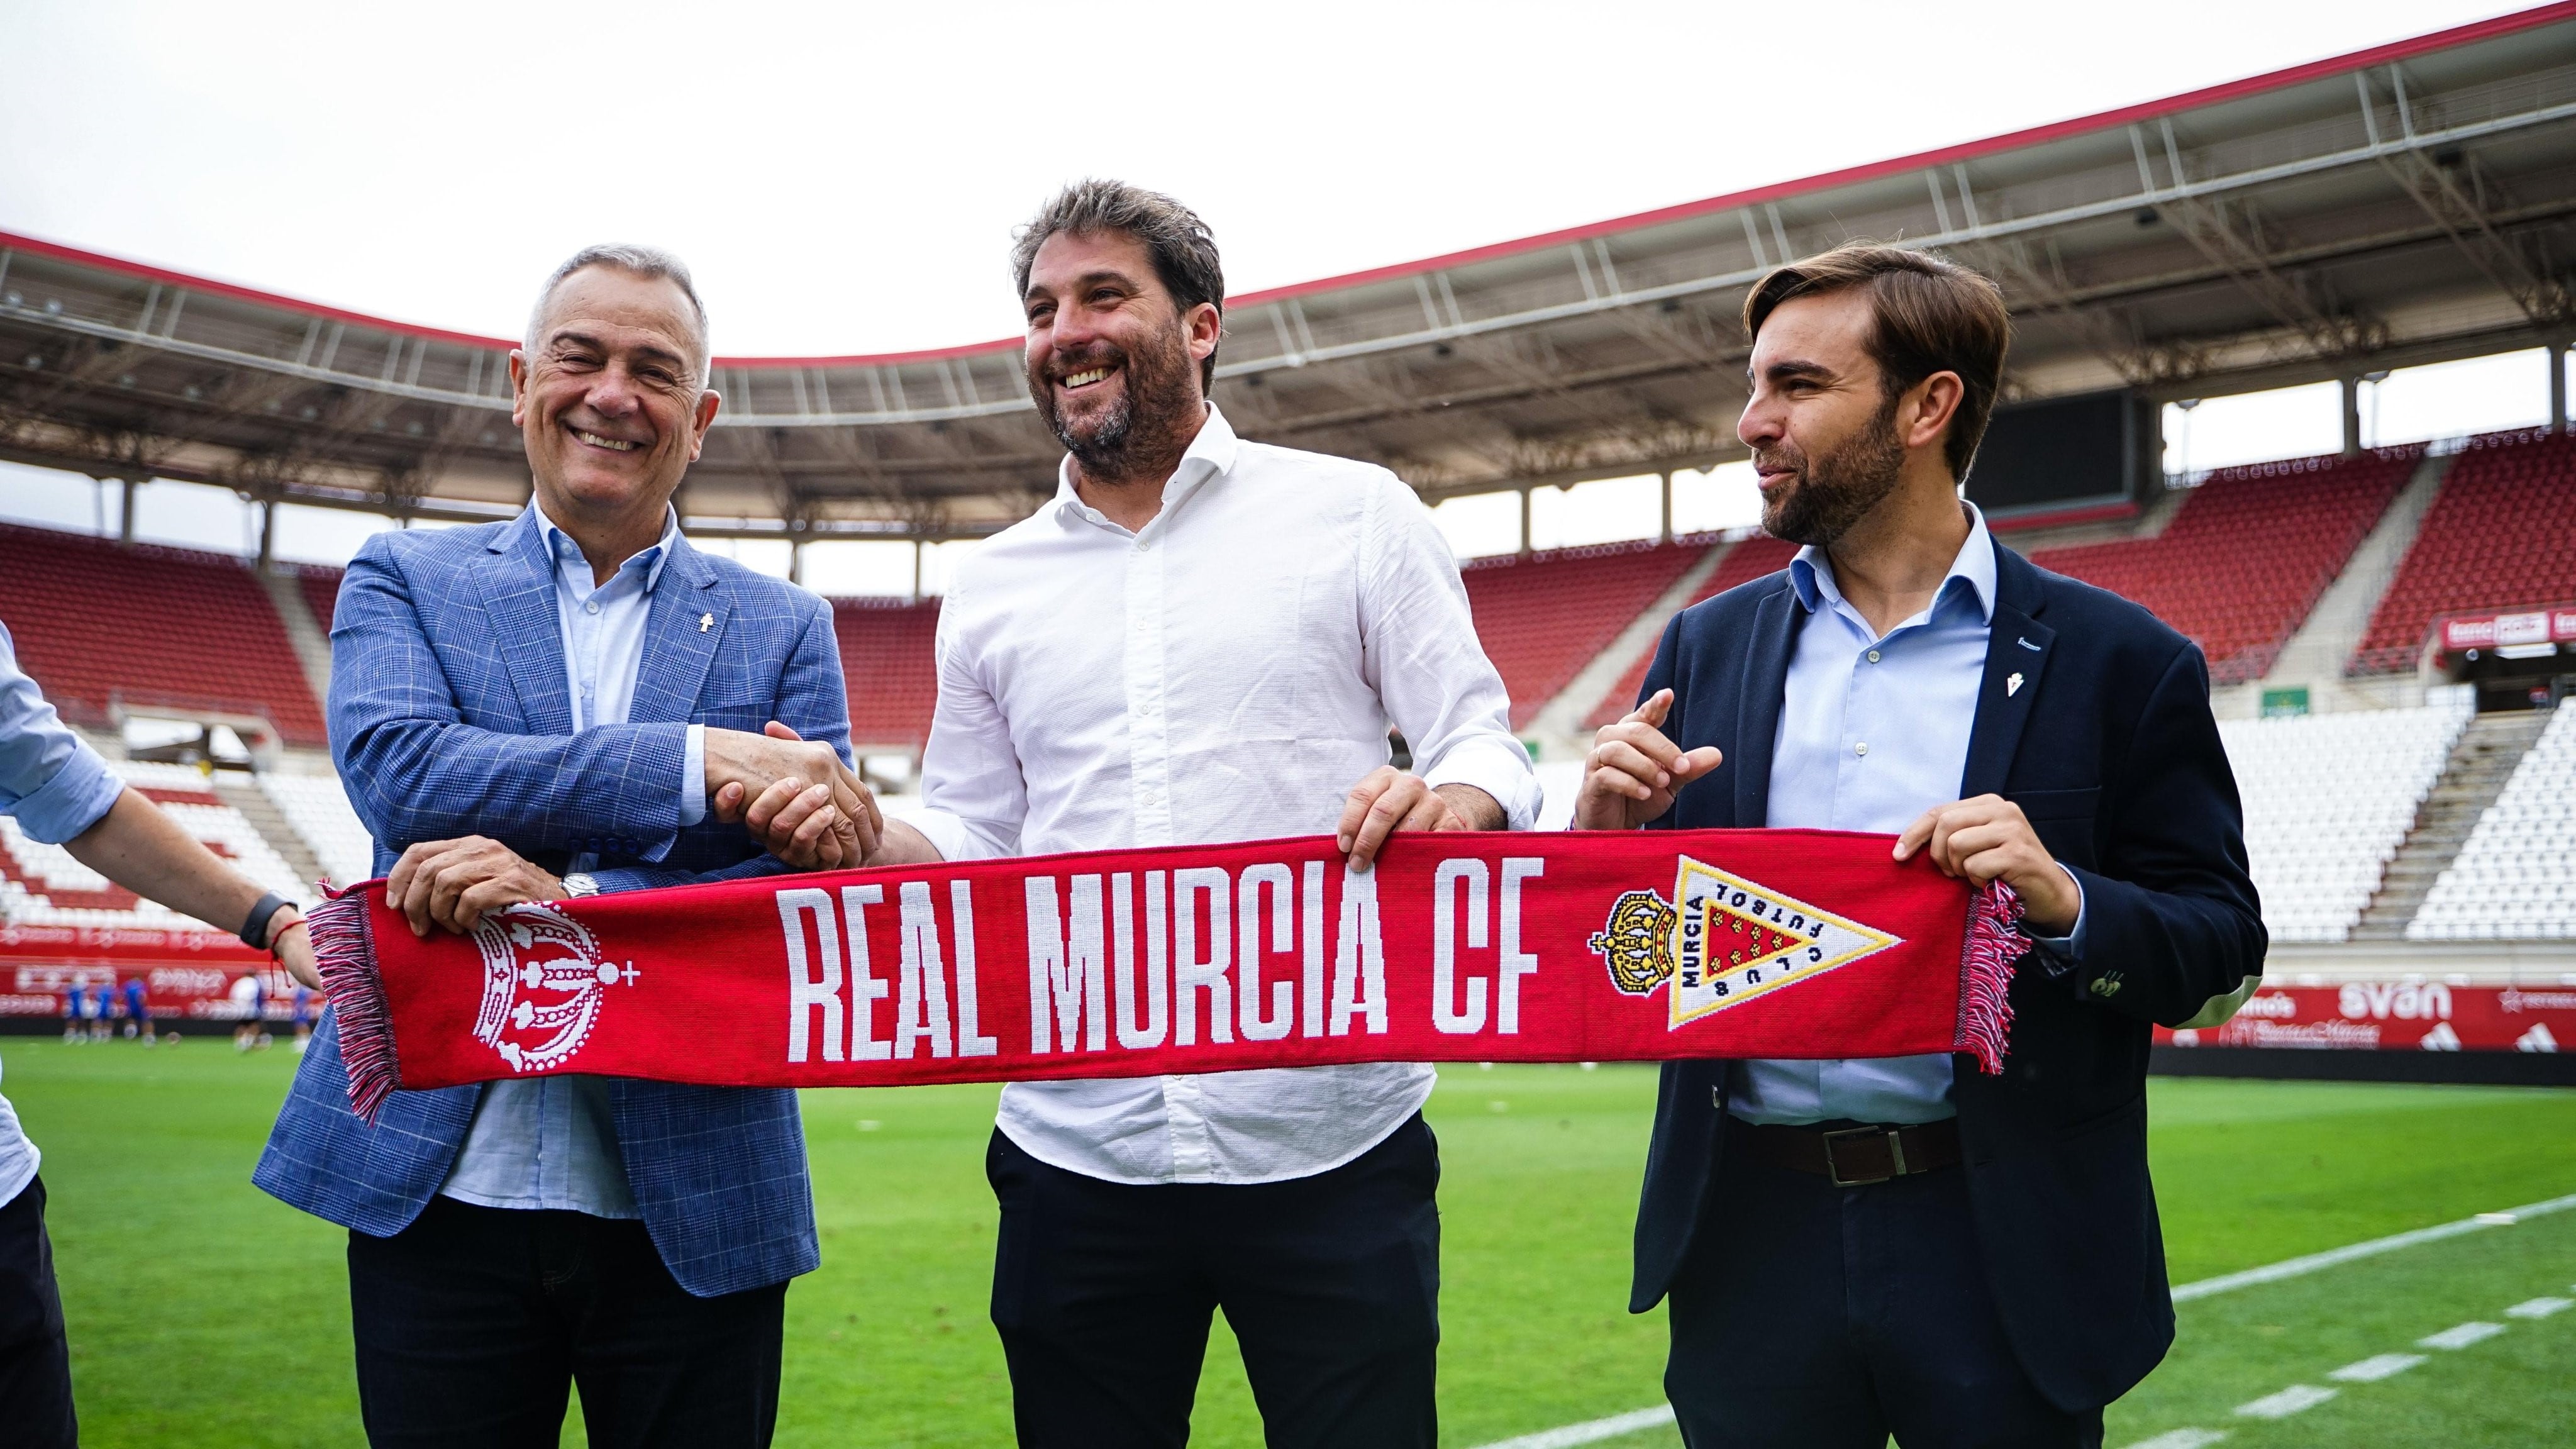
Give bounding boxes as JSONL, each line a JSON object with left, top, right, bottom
{"left": 1728, "top": 506, "right": 2077, "bottom": 1126}
{"left": 0, "top": 620, "right": 127, "bottom": 1207}
{"left": 439, "top": 506, "right": 708, "bottom": 1218}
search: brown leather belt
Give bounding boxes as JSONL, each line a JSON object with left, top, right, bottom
{"left": 1726, "top": 1115, "right": 1962, "bottom": 1186}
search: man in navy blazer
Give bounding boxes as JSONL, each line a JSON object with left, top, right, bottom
{"left": 257, "top": 246, "right": 879, "bottom": 1448}
{"left": 1577, "top": 245, "right": 2264, "bottom": 1446}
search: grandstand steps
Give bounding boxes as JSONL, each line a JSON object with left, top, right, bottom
{"left": 2352, "top": 711, "right": 2550, "bottom": 940}
{"left": 2249, "top": 450, "right": 2454, "bottom": 716}
{"left": 257, "top": 567, "right": 335, "bottom": 702}
{"left": 1523, "top": 539, "right": 1736, "bottom": 757}
{"left": 214, "top": 777, "right": 326, "bottom": 906}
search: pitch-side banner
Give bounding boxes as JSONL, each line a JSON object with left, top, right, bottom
{"left": 311, "top": 829, "right": 2028, "bottom": 1121}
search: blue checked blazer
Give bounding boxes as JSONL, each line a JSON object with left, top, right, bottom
{"left": 254, "top": 508, "right": 844, "bottom": 1297}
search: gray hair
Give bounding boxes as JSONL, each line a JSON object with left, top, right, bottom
{"left": 525, "top": 243, "right": 711, "bottom": 380}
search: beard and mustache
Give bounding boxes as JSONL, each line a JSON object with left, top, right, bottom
{"left": 1757, "top": 392, "right": 1909, "bottom": 548}
{"left": 1025, "top": 318, "right": 1201, "bottom": 480}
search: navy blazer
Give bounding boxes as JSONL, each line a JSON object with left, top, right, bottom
{"left": 1628, "top": 536, "right": 2265, "bottom": 1413}
{"left": 255, "top": 511, "right": 847, "bottom": 1297}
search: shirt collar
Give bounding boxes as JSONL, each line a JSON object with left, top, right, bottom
{"left": 531, "top": 502, "right": 680, "bottom": 593}
{"left": 1789, "top": 500, "right": 1997, "bottom": 627}
{"left": 1050, "top": 403, "right": 1240, "bottom": 530}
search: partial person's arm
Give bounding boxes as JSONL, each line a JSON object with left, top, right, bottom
{"left": 889, "top": 586, "right": 1018, "bottom": 867}
{"left": 1336, "top": 475, "right": 1540, "bottom": 865}
{"left": 1897, "top": 643, "right": 2263, "bottom": 1026}
{"left": 64, "top": 789, "right": 318, "bottom": 985}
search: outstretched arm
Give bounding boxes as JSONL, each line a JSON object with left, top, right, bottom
{"left": 65, "top": 788, "right": 318, "bottom": 987}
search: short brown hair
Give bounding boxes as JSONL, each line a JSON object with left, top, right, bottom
{"left": 1742, "top": 243, "right": 2011, "bottom": 480}
{"left": 1012, "top": 180, "right": 1226, "bottom": 392}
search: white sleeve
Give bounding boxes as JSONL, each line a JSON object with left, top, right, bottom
{"left": 1356, "top": 475, "right": 1542, "bottom": 830}
{"left": 910, "top": 587, "right": 1028, "bottom": 861}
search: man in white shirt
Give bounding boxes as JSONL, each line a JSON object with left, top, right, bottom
{"left": 869, "top": 180, "right": 1539, "bottom": 1448}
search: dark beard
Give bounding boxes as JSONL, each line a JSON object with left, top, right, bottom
{"left": 1026, "top": 321, "right": 1200, "bottom": 484}
{"left": 1758, "top": 395, "right": 1909, "bottom": 547}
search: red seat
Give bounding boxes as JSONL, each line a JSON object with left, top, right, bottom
{"left": 2350, "top": 430, "right": 2576, "bottom": 675}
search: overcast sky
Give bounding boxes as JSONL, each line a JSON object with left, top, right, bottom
{"left": 0, "top": 0, "right": 2554, "bottom": 581}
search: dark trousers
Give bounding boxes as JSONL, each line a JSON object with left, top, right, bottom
{"left": 1665, "top": 1121, "right": 2101, "bottom": 1449}
{"left": 0, "top": 1177, "right": 75, "bottom": 1449}
{"left": 346, "top": 1197, "right": 786, "bottom": 1449}
{"left": 987, "top": 1115, "right": 1442, "bottom": 1449}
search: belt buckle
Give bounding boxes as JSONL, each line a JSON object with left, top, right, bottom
{"left": 1820, "top": 1126, "right": 1905, "bottom": 1187}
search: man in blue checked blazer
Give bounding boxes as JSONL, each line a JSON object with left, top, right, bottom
{"left": 257, "top": 245, "right": 880, "bottom": 1449}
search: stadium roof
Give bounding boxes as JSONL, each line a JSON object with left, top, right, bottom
{"left": 4, "top": 3, "right": 2575, "bottom": 542}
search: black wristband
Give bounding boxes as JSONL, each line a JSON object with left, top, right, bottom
{"left": 239, "top": 891, "right": 292, "bottom": 952}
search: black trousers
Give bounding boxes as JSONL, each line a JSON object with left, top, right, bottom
{"left": 987, "top": 1114, "right": 1441, "bottom": 1449}
{"left": 346, "top": 1197, "right": 786, "bottom": 1449}
{"left": 1665, "top": 1122, "right": 2101, "bottom": 1449}
{"left": 0, "top": 1177, "right": 75, "bottom": 1449}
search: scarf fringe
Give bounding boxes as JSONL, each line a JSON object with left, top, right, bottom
{"left": 308, "top": 886, "right": 399, "bottom": 1123}
{"left": 1958, "top": 881, "right": 2027, "bottom": 1075}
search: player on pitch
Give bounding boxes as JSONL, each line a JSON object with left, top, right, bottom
{"left": 1577, "top": 243, "right": 2265, "bottom": 1447}
{"left": 863, "top": 180, "right": 1540, "bottom": 1448}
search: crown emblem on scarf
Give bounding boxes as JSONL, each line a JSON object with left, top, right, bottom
{"left": 468, "top": 902, "right": 638, "bottom": 1073}
{"left": 1589, "top": 855, "right": 1903, "bottom": 1028}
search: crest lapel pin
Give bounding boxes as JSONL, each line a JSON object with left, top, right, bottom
{"left": 2007, "top": 672, "right": 2024, "bottom": 697}
{"left": 699, "top": 613, "right": 714, "bottom": 633}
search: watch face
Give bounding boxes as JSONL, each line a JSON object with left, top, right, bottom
{"left": 563, "top": 874, "right": 599, "bottom": 898}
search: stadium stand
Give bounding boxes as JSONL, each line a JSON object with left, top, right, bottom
{"left": 2352, "top": 430, "right": 2576, "bottom": 675}
{"left": 2410, "top": 704, "right": 2576, "bottom": 941}
{"left": 2031, "top": 447, "right": 2421, "bottom": 687}
{"left": 0, "top": 523, "right": 328, "bottom": 744}
{"left": 1582, "top": 535, "right": 1801, "bottom": 730}
{"left": 294, "top": 563, "right": 345, "bottom": 636}
{"left": 0, "top": 761, "right": 306, "bottom": 930}
{"left": 258, "top": 770, "right": 375, "bottom": 889}
{"left": 1462, "top": 540, "right": 1709, "bottom": 730}
{"left": 2221, "top": 697, "right": 2475, "bottom": 943}
{"left": 835, "top": 598, "right": 941, "bottom": 747}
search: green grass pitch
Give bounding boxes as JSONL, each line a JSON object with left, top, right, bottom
{"left": 9, "top": 1044, "right": 2573, "bottom": 1448}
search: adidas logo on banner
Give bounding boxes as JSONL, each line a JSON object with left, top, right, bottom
{"left": 2419, "top": 1021, "right": 2463, "bottom": 1051}
{"left": 2515, "top": 1023, "right": 2558, "bottom": 1053}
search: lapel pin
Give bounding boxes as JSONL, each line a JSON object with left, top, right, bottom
{"left": 2007, "top": 672, "right": 2025, "bottom": 697}
{"left": 699, "top": 613, "right": 714, "bottom": 633}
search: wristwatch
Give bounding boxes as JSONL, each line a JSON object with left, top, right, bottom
{"left": 560, "top": 873, "right": 601, "bottom": 899}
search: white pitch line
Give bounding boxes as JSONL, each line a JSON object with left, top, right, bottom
{"left": 1482, "top": 1196, "right": 2576, "bottom": 1449}
{"left": 2235, "top": 1384, "right": 2337, "bottom": 1419}
{"left": 2504, "top": 1296, "right": 2570, "bottom": 1319}
{"left": 2170, "top": 1191, "right": 2576, "bottom": 1302}
{"left": 2328, "top": 1352, "right": 2424, "bottom": 1382}
{"left": 2418, "top": 1320, "right": 2506, "bottom": 1350}
{"left": 1465, "top": 1405, "right": 1676, "bottom": 1449}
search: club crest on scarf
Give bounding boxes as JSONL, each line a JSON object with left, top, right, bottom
{"left": 1589, "top": 855, "right": 1902, "bottom": 1028}
{"left": 469, "top": 903, "right": 638, "bottom": 1072}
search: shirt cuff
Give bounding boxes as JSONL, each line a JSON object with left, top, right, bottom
{"left": 678, "top": 724, "right": 707, "bottom": 828}
{"left": 2025, "top": 864, "right": 2087, "bottom": 955}
{"left": 11, "top": 741, "right": 124, "bottom": 845}
{"left": 1420, "top": 736, "right": 1541, "bottom": 831}
{"left": 901, "top": 805, "right": 990, "bottom": 863}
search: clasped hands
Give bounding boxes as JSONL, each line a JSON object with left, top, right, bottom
{"left": 387, "top": 721, "right": 886, "bottom": 937}
{"left": 1574, "top": 689, "right": 2079, "bottom": 935}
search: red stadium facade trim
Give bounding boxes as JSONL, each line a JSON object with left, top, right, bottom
{"left": 4, "top": 2, "right": 2572, "bottom": 371}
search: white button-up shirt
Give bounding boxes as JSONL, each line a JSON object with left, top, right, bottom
{"left": 912, "top": 406, "right": 1539, "bottom": 1185}
{"left": 439, "top": 504, "right": 707, "bottom": 1218}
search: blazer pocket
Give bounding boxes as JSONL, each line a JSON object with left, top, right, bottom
{"left": 2007, "top": 786, "right": 2100, "bottom": 823}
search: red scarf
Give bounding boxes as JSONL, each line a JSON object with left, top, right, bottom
{"left": 311, "top": 830, "right": 2026, "bottom": 1121}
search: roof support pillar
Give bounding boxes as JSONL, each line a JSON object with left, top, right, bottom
{"left": 257, "top": 500, "right": 276, "bottom": 572}
{"left": 1518, "top": 486, "right": 1533, "bottom": 558}
{"left": 1658, "top": 470, "right": 1674, "bottom": 544}
{"left": 911, "top": 539, "right": 924, "bottom": 601}
{"left": 2551, "top": 341, "right": 2568, "bottom": 436}
{"left": 119, "top": 478, "right": 137, "bottom": 545}
{"left": 2340, "top": 375, "right": 2363, "bottom": 456}
{"left": 789, "top": 539, "right": 805, "bottom": 586}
